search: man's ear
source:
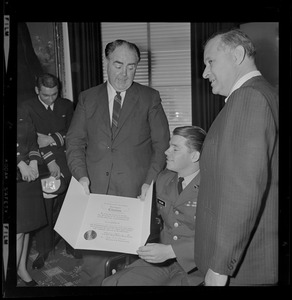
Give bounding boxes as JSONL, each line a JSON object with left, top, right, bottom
{"left": 233, "top": 45, "right": 245, "bottom": 65}
{"left": 35, "top": 86, "right": 39, "bottom": 95}
{"left": 191, "top": 151, "right": 200, "bottom": 163}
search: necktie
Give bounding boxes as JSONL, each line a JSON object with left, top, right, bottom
{"left": 112, "top": 92, "right": 122, "bottom": 135}
{"left": 178, "top": 177, "right": 184, "bottom": 194}
{"left": 47, "top": 105, "right": 53, "bottom": 112}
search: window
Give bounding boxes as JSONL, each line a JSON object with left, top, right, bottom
{"left": 101, "top": 22, "right": 191, "bottom": 133}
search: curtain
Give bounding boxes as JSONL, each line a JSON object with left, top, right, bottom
{"left": 191, "top": 23, "right": 238, "bottom": 131}
{"left": 67, "top": 23, "right": 103, "bottom": 106}
{"left": 17, "top": 22, "right": 44, "bottom": 105}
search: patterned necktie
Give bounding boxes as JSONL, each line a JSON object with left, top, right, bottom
{"left": 178, "top": 177, "right": 184, "bottom": 194}
{"left": 112, "top": 92, "right": 122, "bottom": 135}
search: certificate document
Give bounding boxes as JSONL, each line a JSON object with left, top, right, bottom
{"left": 54, "top": 177, "right": 153, "bottom": 254}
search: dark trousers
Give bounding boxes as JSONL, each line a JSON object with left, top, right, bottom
{"left": 79, "top": 250, "right": 121, "bottom": 286}
{"left": 34, "top": 193, "right": 65, "bottom": 255}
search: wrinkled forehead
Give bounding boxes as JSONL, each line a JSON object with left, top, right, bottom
{"left": 204, "top": 36, "right": 225, "bottom": 61}
{"left": 205, "top": 35, "right": 222, "bottom": 53}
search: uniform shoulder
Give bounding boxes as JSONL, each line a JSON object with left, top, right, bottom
{"left": 157, "top": 169, "right": 176, "bottom": 183}
{"left": 58, "top": 97, "right": 74, "bottom": 106}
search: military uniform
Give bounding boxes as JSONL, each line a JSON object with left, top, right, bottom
{"left": 102, "top": 169, "right": 200, "bottom": 286}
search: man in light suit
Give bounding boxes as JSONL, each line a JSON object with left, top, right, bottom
{"left": 66, "top": 39, "right": 170, "bottom": 285}
{"left": 191, "top": 29, "right": 278, "bottom": 286}
{"left": 102, "top": 126, "right": 206, "bottom": 285}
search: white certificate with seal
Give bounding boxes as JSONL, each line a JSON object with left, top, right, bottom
{"left": 54, "top": 177, "right": 153, "bottom": 254}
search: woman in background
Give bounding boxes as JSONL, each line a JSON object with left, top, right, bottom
{"left": 17, "top": 107, "right": 47, "bottom": 286}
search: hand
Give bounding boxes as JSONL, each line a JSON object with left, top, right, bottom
{"left": 29, "top": 160, "right": 39, "bottom": 179}
{"left": 17, "top": 161, "right": 37, "bottom": 182}
{"left": 138, "top": 183, "right": 150, "bottom": 200}
{"left": 79, "top": 177, "right": 90, "bottom": 195}
{"left": 204, "top": 268, "right": 228, "bottom": 286}
{"left": 37, "top": 133, "right": 55, "bottom": 148}
{"left": 47, "top": 160, "right": 61, "bottom": 179}
{"left": 137, "top": 243, "right": 175, "bottom": 263}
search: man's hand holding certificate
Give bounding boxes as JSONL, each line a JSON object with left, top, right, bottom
{"left": 54, "top": 177, "right": 153, "bottom": 254}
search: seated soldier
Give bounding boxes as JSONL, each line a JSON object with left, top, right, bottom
{"left": 102, "top": 126, "right": 206, "bottom": 286}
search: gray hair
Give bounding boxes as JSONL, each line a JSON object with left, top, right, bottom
{"left": 205, "top": 28, "right": 256, "bottom": 58}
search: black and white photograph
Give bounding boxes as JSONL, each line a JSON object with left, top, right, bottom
{"left": 2, "top": 1, "right": 291, "bottom": 298}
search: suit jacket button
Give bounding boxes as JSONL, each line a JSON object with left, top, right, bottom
{"left": 174, "top": 222, "right": 179, "bottom": 228}
{"left": 106, "top": 172, "right": 109, "bottom": 176}
{"left": 173, "top": 235, "right": 178, "bottom": 241}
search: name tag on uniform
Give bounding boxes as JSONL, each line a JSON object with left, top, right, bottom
{"left": 157, "top": 198, "right": 166, "bottom": 206}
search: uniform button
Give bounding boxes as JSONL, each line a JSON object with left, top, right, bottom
{"left": 173, "top": 236, "right": 178, "bottom": 241}
{"left": 175, "top": 210, "right": 179, "bottom": 215}
{"left": 174, "top": 222, "right": 179, "bottom": 227}
{"left": 17, "top": 152, "right": 20, "bottom": 156}
{"left": 17, "top": 143, "right": 19, "bottom": 147}
{"left": 106, "top": 172, "right": 109, "bottom": 176}
{"left": 194, "top": 216, "right": 196, "bottom": 219}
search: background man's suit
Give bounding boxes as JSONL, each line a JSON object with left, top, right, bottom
{"left": 66, "top": 81, "right": 170, "bottom": 285}
{"left": 194, "top": 76, "right": 278, "bottom": 285}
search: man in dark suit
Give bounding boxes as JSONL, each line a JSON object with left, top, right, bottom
{"left": 19, "top": 73, "right": 75, "bottom": 269}
{"left": 66, "top": 39, "right": 170, "bottom": 285}
{"left": 192, "top": 29, "right": 278, "bottom": 286}
{"left": 102, "top": 126, "right": 206, "bottom": 286}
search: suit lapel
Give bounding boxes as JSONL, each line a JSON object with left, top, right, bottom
{"left": 98, "top": 84, "right": 112, "bottom": 137}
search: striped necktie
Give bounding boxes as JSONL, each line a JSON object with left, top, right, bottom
{"left": 112, "top": 92, "right": 122, "bottom": 135}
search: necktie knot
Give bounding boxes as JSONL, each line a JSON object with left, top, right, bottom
{"left": 178, "top": 177, "right": 184, "bottom": 194}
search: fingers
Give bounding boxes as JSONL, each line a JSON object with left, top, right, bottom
{"left": 54, "top": 171, "right": 61, "bottom": 180}
{"left": 82, "top": 183, "right": 90, "bottom": 195}
{"left": 79, "top": 177, "right": 90, "bottom": 195}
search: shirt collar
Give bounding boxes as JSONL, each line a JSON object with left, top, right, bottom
{"left": 107, "top": 81, "right": 126, "bottom": 102}
{"left": 225, "top": 70, "right": 261, "bottom": 103}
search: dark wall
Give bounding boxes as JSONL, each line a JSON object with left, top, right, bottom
{"left": 240, "top": 22, "right": 279, "bottom": 89}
